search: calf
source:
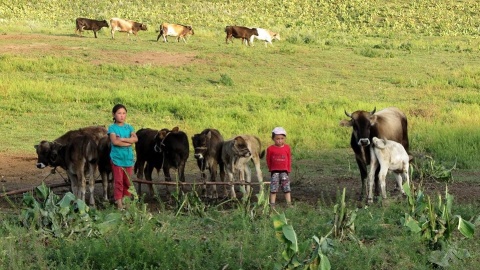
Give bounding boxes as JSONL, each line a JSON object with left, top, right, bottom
{"left": 368, "top": 137, "right": 411, "bottom": 204}
{"left": 134, "top": 128, "right": 165, "bottom": 195}
{"left": 38, "top": 135, "right": 98, "bottom": 205}
{"left": 35, "top": 125, "right": 107, "bottom": 169}
{"left": 250, "top": 28, "right": 280, "bottom": 47}
{"left": 225, "top": 26, "right": 258, "bottom": 46}
{"left": 110, "top": 17, "right": 147, "bottom": 40}
{"left": 191, "top": 129, "right": 225, "bottom": 198}
{"left": 221, "top": 135, "right": 264, "bottom": 198}
{"left": 157, "top": 23, "right": 194, "bottom": 43}
{"left": 75, "top": 17, "right": 109, "bottom": 38}
{"left": 154, "top": 127, "right": 189, "bottom": 183}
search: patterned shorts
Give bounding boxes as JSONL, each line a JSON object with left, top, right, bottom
{"left": 270, "top": 171, "right": 291, "bottom": 193}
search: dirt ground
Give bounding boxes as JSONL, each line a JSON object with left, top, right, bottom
{"left": 1, "top": 33, "right": 480, "bottom": 209}
{"left": 1, "top": 152, "right": 480, "bottom": 210}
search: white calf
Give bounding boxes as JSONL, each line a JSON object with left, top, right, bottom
{"left": 368, "top": 137, "right": 410, "bottom": 203}
{"left": 249, "top": 28, "right": 280, "bottom": 47}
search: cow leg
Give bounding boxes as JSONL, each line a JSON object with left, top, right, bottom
{"left": 145, "top": 163, "right": 155, "bottom": 196}
{"left": 88, "top": 164, "right": 96, "bottom": 206}
{"left": 135, "top": 160, "right": 145, "bottom": 195}
{"left": 244, "top": 165, "right": 252, "bottom": 195}
{"left": 68, "top": 173, "right": 78, "bottom": 199}
{"left": 210, "top": 162, "right": 218, "bottom": 199}
{"left": 77, "top": 164, "right": 87, "bottom": 203}
{"left": 219, "top": 162, "right": 227, "bottom": 198}
{"left": 226, "top": 163, "right": 236, "bottom": 198}
{"left": 253, "top": 157, "right": 263, "bottom": 192}
{"left": 378, "top": 166, "right": 388, "bottom": 200}
{"left": 355, "top": 157, "right": 368, "bottom": 200}
{"left": 101, "top": 171, "right": 109, "bottom": 201}
{"left": 94, "top": 30, "right": 98, "bottom": 38}
{"left": 394, "top": 173, "right": 405, "bottom": 196}
{"left": 367, "top": 159, "right": 377, "bottom": 204}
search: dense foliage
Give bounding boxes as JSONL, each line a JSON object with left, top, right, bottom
{"left": 1, "top": 0, "right": 480, "bottom": 36}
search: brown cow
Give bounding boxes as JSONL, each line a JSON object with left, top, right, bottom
{"left": 157, "top": 23, "right": 194, "bottom": 43}
{"left": 110, "top": 18, "right": 147, "bottom": 40}
{"left": 225, "top": 26, "right": 258, "bottom": 46}
{"left": 340, "top": 107, "right": 409, "bottom": 201}
{"left": 75, "top": 17, "right": 109, "bottom": 38}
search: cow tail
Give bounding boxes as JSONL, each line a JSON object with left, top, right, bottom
{"left": 259, "top": 149, "right": 266, "bottom": 159}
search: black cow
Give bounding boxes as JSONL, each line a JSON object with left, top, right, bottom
{"left": 134, "top": 128, "right": 165, "bottom": 195}
{"left": 340, "top": 107, "right": 409, "bottom": 201}
{"left": 225, "top": 25, "right": 258, "bottom": 46}
{"left": 154, "top": 127, "right": 189, "bottom": 183}
{"left": 191, "top": 129, "right": 225, "bottom": 198}
{"left": 75, "top": 17, "right": 109, "bottom": 38}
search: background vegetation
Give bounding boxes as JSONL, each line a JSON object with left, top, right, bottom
{"left": 0, "top": 1, "right": 479, "bottom": 269}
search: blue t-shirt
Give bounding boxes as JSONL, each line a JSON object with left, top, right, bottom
{"left": 108, "top": 123, "right": 135, "bottom": 167}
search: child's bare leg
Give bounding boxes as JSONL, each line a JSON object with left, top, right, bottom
{"left": 270, "top": 193, "right": 277, "bottom": 207}
{"left": 285, "top": 192, "right": 291, "bottom": 204}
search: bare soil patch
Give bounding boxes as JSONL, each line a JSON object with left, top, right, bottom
{"left": 0, "top": 33, "right": 198, "bottom": 67}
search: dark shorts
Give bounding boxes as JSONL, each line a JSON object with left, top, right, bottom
{"left": 270, "top": 171, "right": 290, "bottom": 193}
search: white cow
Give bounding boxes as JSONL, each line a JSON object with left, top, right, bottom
{"left": 249, "top": 28, "right": 280, "bottom": 47}
{"left": 368, "top": 137, "right": 410, "bottom": 203}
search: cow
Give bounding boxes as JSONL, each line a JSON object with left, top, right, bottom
{"left": 191, "top": 129, "right": 225, "bottom": 198}
{"left": 157, "top": 23, "right": 194, "bottom": 43}
{"left": 134, "top": 128, "right": 165, "bottom": 195}
{"left": 75, "top": 17, "right": 109, "bottom": 38}
{"left": 249, "top": 28, "right": 280, "bottom": 47}
{"left": 36, "top": 135, "right": 98, "bottom": 205}
{"left": 34, "top": 125, "right": 108, "bottom": 203}
{"left": 221, "top": 135, "right": 264, "bottom": 198}
{"left": 35, "top": 125, "right": 107, "bottom": 169}
{"left": 110, "top": 18, "right": 147, "bottom": 40}
{"left": 340, "top": 107, "right": 409, "bottom": 201}
{"left": 225, "top": 26, "right": 258, "bottom": 46}
{"left": 153, "top": 127, "right": 189, "bottom": 183}
{"left": 368, "top": 137, "right": 411, "bottom": 204}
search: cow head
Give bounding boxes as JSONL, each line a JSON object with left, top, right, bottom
{"left": 340, "top": 107, "right": 377, "bottom": 146}
{"left": 187, "top": 26, "right": 194, "bottom": 35}
{"left": 192, "top": 130, "right": 212, "bottom": 160}
{"left": 140, "top": 23, "right": 148, "bottom": 31}
{"left": 372, "top": 137, "right": 387, "bottom": 149}
{"left": 272, "top": 32, "right": 281, "bottom": 41}
{"left": 34, "top": 141, "right": 64, "bottom": 169}
{"left": 232, "top": 136, "right": 251, "bottom": 157}
{"left": 154, "top": 127, "right": 179, "bottom": 153}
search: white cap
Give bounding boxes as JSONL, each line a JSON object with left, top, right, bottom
{"left": 272, "top": 127, "right": 287, "bottom": 136}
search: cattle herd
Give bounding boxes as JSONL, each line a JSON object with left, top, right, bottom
{"left": 74, "top": 17, "right": 280, "bottom": 46}
{"left": 34, "top": 107, "right": 412, "bottom": 207}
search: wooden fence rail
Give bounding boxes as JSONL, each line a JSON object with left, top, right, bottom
{"left": 1, "top": 179, "right": 270, "bottom": 198}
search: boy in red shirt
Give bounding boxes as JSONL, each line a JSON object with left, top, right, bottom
{"left": 266, "top": 127, "right": 292, "bottom": 208}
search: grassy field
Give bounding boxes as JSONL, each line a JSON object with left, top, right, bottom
{"left": 1, "top": 1, "right": 480, "bottom": 269}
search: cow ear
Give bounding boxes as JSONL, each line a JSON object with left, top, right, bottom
{"left": 369, "top": 115, "right": 378, "bottom": 126}
{"left": 206, "top": 131, "right": 212, "bottom": 139}
{"left": 339, "top": 119, "right": 352, "bottom": 127}
{"left": 172, "top": 126, "right": 179, "bottom": 133}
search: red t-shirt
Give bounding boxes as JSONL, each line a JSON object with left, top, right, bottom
{"left": 266, "top": 144, "right": 291, "bottom": 173}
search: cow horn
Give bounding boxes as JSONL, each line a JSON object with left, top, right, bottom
{"left": 371, "top": 107, "right": 376, "bottom": 114}
{"left": 344, "top": 110, "right": 352, "bottom": 118}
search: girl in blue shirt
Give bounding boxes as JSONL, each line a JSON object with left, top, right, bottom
{"left": 108, "top": 104, "right": 138, "bottom": 209}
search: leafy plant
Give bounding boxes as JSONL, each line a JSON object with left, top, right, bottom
{"left": 401, "top": 183, "right": 475, "bottom": 267}
{"left": 410, "top": 154, "right": 456, "bottom": 183}
{"left": 272, "top": 213, "right": 333, "bottom": 270}
{"left": 171, "top": 184, "right": 207, "bottom": 217}
{"left": 329, "top": 188, "right": 361, "bottom": 245}
{"left": 20, "top": 182, "right": 96, "bottom": 238}
{"left": 235, "top": 184, "right": 270, "bottom": 220}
